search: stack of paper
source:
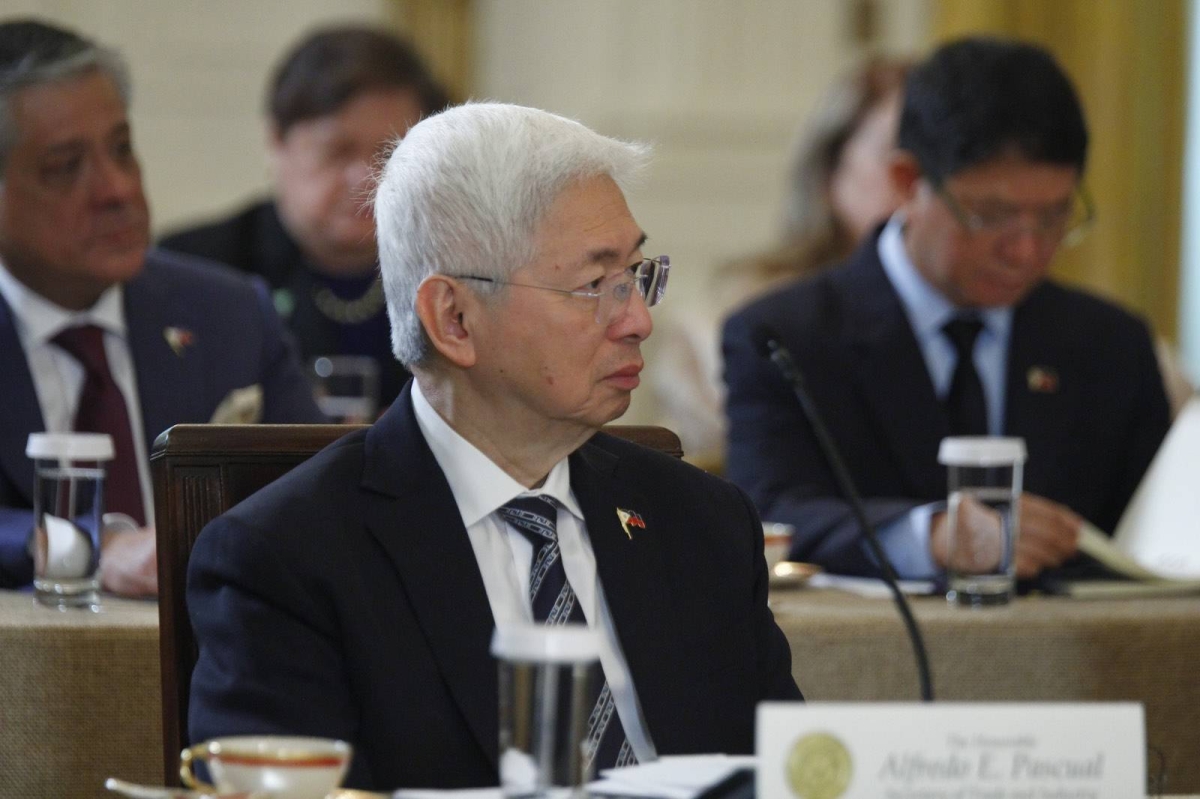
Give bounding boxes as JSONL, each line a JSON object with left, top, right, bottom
{"left": 589, "top": 754, "right": 755, "bottom": 798}
{"left": 1068, "top": 397, "right": 1200, "bottom": 598}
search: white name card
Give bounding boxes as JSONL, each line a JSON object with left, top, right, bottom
{"left": 757, "top": 703, "right": 1144, "bottom": 799}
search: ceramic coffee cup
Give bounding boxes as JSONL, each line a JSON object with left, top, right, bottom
{"left": 179, "top": 735, "right": 351, "bottom": 799}
{"left": 763, "top": 521, "right": 795, "bottom": 573}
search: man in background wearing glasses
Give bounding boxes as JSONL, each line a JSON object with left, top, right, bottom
{"left": 188, "top": 102, "right": 801, "bottom": 791}
{"left": 723, "top": 37, "right": 1171, "bottom": 582}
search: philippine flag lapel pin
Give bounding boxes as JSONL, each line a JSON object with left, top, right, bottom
{"left": 616, "top": 508, "right": 646, "bottom": 539}
{"left": 163, "top": 326, "right": 195, "bottom": 357}
{"left": 1026, "top": 365, "right": 1059, "bottom": 394}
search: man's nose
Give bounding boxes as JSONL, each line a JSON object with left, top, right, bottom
{"left": 1000, "top": 226, "right": 1049, "bottom": 267}
{"left": 610, "top": 289, "right": 653, "bottom": 342}
{"left": 346, "top": 157, "right": 375, "bottom": 188}
{"left": 91, "top": 155, "right": 143, "bottom": 205}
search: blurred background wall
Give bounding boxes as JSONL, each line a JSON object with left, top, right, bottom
{"left": 5, "top": 0, "right": 1196, "bottom": 423}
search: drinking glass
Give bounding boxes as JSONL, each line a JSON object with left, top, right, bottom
{"left": 938, "top": 437, "right": 1027, "bottom": 607}
{"left": 26, "top": 433, "right": 113, "bottom": 610}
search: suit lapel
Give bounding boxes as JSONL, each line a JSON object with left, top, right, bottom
{"left": 839, "top": 248, "right": 948, "bottom": 498}
{"left": 0, "top": 297, "right": 44, "bottom": 504}
{"left": 123, "top": 257, "right": 207, "bottom": 446}
{"left": 360, "top": 390, "right": 498, "bottom": 767}
{"left": 569, "top": 439, "right": 679, "bottom": 736}
{"left": 1004, "top": 284, "right": 1078, "bottom": 487}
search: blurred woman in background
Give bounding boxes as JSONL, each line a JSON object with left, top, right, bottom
{"left": 654, "top": 57, "right": 912, "bottom": 469}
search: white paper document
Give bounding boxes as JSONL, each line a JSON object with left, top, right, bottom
{"left": 589, "top": 754, "right": 756, "bottom": 799}
{"left": 757, "top": 702, "right": 1145, "bottom": 799}
{"left": 806, "top": 572, "right": 937, "bottom": 598}
{"left": 1078, "top": 396, "right": 1200, "bottom": 582}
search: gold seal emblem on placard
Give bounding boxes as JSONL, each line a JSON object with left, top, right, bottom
{"left": 785, "top": 732, "right": 852, "bottom": 799}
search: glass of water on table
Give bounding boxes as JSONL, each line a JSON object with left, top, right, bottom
{"left": 938, "top": 437, "right": 1027, "bottom": 607}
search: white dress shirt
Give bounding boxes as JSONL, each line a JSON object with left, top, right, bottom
{"left": 872, "top": 214, "right": 1013, "bottom": 577}
{"left": 0, "top": 259, "right": 154, "bottom": 525}
{"left": 410, "top": 380, "right": 656, "bottom": 762}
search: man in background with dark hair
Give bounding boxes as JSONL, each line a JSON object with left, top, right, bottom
{"left": 163, "top": 26, "right": 448, "bottom": 412}
{"left": 723, "top": 36, "right": 1171, "bottom": 581}
{"left": 0, "top": 19, "right": 322, "bottom": 593}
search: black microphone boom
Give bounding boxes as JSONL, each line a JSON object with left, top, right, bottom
{"left": 752, "top": 325, "right": 934, "bottom": 702}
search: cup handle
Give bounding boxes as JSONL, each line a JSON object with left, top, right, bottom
{"left": 179, "top": 744, "right": 218, "bottom": 791}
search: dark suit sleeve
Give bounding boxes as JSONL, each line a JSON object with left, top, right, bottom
{"left": 721, "top": 309, "right": 917, "bottom": 576}
{"left": 246, "top": 277, "right": 327, "bottom": 423}
{"left": 187, "top": 513, "right": 373, "bottom": 787}
{"left": 0, "top": 504, "right": 34, "bottom": 588}
{"left": 732, "top": 483, "right": 803, "bottom": 701}
{"left": 1099, "top": 321, "right": 1172, "bottom": 532}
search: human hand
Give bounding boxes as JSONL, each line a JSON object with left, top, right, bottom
{"left": 930, "top": 492, "right": 1080, "bottom": 579}
{"left": 1012, "top": 493, "right": 1081, "bottom": 579}
{"left": 100, "top": 524, "right": 158, "bottom": 597}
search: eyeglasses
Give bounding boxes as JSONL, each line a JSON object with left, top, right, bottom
{"left": 456, "top": 256, "right": 670, "bottom": 324}
{"left": 934, "top": 183, "right": 1095, "bottom": 248}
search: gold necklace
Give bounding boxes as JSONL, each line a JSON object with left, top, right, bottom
{"left": 311, "top": 278, "right": 385, "bottom": 325}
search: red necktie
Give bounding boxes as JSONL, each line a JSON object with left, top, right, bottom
{"left": 52, "top": 324, "right": 146, "bottom": 525}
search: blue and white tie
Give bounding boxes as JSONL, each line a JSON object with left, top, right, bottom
{"left": 498, "top": 496, "right": 637, "bottom": 771}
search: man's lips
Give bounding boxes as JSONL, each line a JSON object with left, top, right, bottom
{"left": 92, "top": 216, "right": 148, "bottom": 247}
{"left": 605, "top": 364, "right": 643, "bottom": 389}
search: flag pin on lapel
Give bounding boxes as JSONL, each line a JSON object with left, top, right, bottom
{"left": 163, "top": 326, "right": 195, "bottom": 357}
{"left": 616, "top": 508, "right": 646, "bottom": 539}
{"left": 1027, "top": 365, "right": 1059, "bottom": 393}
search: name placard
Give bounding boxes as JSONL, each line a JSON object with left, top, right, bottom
{"left": 757, "top": 703, "right": 1144, "bottom": 799}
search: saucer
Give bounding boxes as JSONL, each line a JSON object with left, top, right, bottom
{"left": 769, "top": 561, "right": 821, "bottom": 589}
{"left": 105, "top": 778, "right": 262, "bottom": 799}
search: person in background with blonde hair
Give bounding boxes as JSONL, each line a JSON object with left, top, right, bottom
{"left": 652, "top": 57, "right": 912, "bottom": 469}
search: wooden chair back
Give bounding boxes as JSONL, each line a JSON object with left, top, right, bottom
{"left": 150, "top": 422, "right": 682, "bottom": 784}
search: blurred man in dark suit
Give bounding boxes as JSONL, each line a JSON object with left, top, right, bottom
{"left": 189, "top": 102, "right": 801, "bottom": 791}
{"left": 163, "top": 26, "right": 449, "bottom": 415}
{"left": 0, "top": 20, "right": 322, "bottom": 594}
{"left": 723, "top": 37, "right": 1170, "bottom": 581}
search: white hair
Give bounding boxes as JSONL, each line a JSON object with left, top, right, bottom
{"left": 374, "top": 101, "right": 650, "bottom": 368}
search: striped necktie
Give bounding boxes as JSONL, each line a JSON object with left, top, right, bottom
{"left": 498, "top": 496, "right": 637, "bottom": 772}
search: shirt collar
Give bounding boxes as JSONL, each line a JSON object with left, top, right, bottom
{"left": 877, "top": 212, "right": 1011, "bottom": 340}
{"left": 0, "top": 256, "right": 127, "bottom": 346}
{"left": 410, "top": 379, "right": 582, "bottom": 528}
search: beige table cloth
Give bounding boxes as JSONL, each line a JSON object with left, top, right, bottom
{"left": 3, "top": 586, "right": 1199, "bottom": 796}
{"left": 771, "top": 587, "right": 1200, "bottom": 793}
{"left": 0, "top": 590, "right": 161, "bottom": 799}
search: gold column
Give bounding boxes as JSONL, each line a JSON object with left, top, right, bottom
{"left": 387, "top": 0, "right": 474, "bottom": 103}
{"left": 932, "top": 0, "right": 1186, "bottom": 341}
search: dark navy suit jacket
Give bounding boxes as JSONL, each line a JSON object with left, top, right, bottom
{"left": 0, "top": 248, "right": 324, "bottom": 586}
{"left": 722, "top": 232, "right": 1172, "bottom": 576}
{"left": 188, "top": 384, "right": 802, "bottom": 791}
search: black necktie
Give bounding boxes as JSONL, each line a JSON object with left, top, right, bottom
{"left": 942, "top": 315, "right": 988, "bottom": 436}
{"left": 498, "top": 497, "right": 637, "bottom": 771}
{"left": 52, "top": 325, "right": 146, "bottom": 524}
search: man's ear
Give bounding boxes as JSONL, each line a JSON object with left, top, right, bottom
{"left": 415, "top": 275, "right": 478, "bottom": 369}
{"left": 888, "top": 151, "right": 924, "bottom": 203}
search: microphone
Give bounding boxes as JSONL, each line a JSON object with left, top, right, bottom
{"left": 752, "top": 325, "right": 934, "bottom": 702}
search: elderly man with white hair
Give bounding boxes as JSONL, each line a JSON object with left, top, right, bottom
{"left": 187, "top": 102, "right": 801, "bottom": 792}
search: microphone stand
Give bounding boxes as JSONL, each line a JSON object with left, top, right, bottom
{"left": 760, "top": 335, "right": 934, "bottom": 702}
